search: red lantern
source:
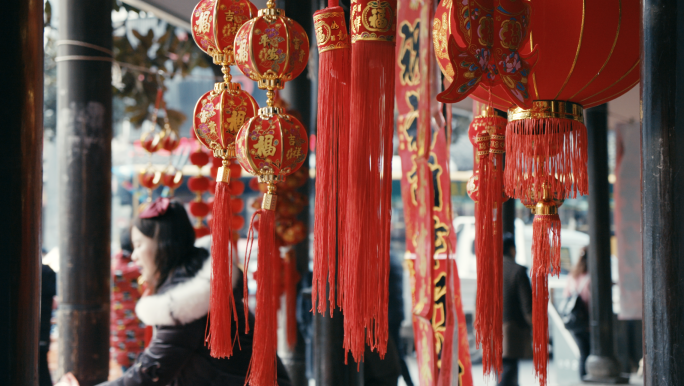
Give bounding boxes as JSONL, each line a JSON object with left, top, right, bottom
{"left": 233, "top": 2, "right": 309, "bottom": 89}
{"left": 161, "top": 166, "right": 184, "bottom": 194}
{"left": 138, "top": 168, "right": 161, "bottom": 200}
{"left": 140, "top": 130, "right": 163, "bottom": 153}
{"left": 189, "top": 149, "right": 210, "bottom": 166}
{"left": 434, "top": 0, "right": 638, "bottom": 110}
{"left": 161, "top": 128, "right": 180, "bottom": 152}
{"left": 193, "top": 83, "right": 258, "bottom": 361}
{"left": 191, "top": 0, "right": 258, "bottom": 64}
{"left": 434, "top": 2, "right": 639, "bottom": 383}
{"left": 194, "top": 85, "right": 259, "bottom": 161}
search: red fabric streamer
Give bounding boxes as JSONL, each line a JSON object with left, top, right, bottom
{"left": 245, "top": 208, "right": 279, "bottom": 386}
{"left": 206, "top": 180, "right": 237, "bottom": 358}
{"left": 343, "top": 30, "right": 395, "bottom": 361}
{"left": 531, "top": 212, "right": 561, "bottom": 386}
{"left": 504, "top": 118, "right": 588, "bottom": 202}
{"left": 312, "top": 4, "right": 351, "bottom": 316}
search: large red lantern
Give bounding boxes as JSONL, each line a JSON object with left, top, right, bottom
{"left": 434, "top": 1, "right": 639, "bottom": 384}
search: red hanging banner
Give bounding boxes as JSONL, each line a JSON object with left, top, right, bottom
{"left": 395, "top": 1, "right": 473, "bottom": 384}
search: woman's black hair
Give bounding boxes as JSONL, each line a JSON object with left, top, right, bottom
{"left": 133, "top": 201, "right": 208, "bottom": 290}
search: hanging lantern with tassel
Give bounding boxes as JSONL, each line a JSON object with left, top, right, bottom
{"left": 191, "top": 0, "right": 259, "bottom": 359}
{"left": 465, "top": 106, "right": 508, "bottom": 377}
{"left": 235, "top": 110, "right": 308, "bottom": 386}
{"left": 232, "top": 1, "right": 309, "bottom": 384}
{"left": 192, "top": 80, "right": 258, "bottom": 358}
{"left": 311, "top": 0, "right": 351, "bottom": 317}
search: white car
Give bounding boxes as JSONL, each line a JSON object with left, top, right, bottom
{"left": 451, "top": 216, "right": 591, "bottom": 363}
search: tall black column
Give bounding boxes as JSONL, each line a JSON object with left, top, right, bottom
{"left": 56, "top": 1, "right": 112, "bottom": 385}
{"left": 502, "top": 193, "right": 515, "bottom": 235}
{"left": 584, "top": 104, "right": 626, "bottom": 383}
{"left": 277, "top": 0, "right": 313, "bottom": 384}
{"left": 0, "top": 1, "right": 43, "bottom": 385}
{"left": 641, "top": 0, "right": 684, "bottom": 384}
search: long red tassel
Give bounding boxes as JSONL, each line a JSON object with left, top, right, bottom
{"left": 531, "top": 212, "right": 561, "bottom": 386}
{"left": 245, "top": 208, "right": 279, "bottom": 386}
{"left": 489, "top": 115, "right": 506, "bottom": 378}
{"left": 473, "top": 130, "right": 497, "bottom": 378}
{"left": 344, "top": 32, "right": 396, "bottom": 361}
{"left": 207, "top": 169, "right": 237, "bottom": 358}
{"left": 505, "top": 118, "right": 588, "bottom": 202}
{"left": 312, "top": 3, "right": 351, "bottom": 316}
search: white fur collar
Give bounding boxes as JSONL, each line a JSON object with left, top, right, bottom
{"left": 135, "top": 254, "right": 212, "bottom": 326}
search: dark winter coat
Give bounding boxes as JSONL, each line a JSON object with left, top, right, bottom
{"left": 502, "top": 255, "right": 533, "bottom": 359}
{"left": 98, "top": 255, "right": 291, "bottom": 386}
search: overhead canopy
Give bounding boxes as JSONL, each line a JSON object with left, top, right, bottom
{"left": 122, "top": 0, "right": 269, "bottom": 31}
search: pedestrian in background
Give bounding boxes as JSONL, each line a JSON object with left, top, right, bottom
{"left": 563, "top": 248, "right": 591, "bottom": 378}
{"left": 499, "top": 233, "right": 532, "bottom": 386}
{"left": 40, "top": 258, "right": 57, "bottom": 386}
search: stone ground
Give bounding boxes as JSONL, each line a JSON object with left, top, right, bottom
{"left": 399, "top": 357, "right": 643, "bottom": 386}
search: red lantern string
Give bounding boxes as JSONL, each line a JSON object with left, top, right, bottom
{"left": 311, "top": 0, "right": 351, "bottom": 317}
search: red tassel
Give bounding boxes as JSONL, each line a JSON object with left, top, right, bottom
{"left": 469, "top": 109, "right": 507, "bottom": 378}
{"left": 312, "top": 4, "right": 351, "bottom": 316}
{"left": 531, "top": 212, "right": 561, "bottom": 386}
{"left": 473, "top": 130, "right": 497, "bottom": 378}
{"left": 285, "top": 250, "right": 300, "bottom": 349}
{"left": 343, "top": 37, "right": 395, "bottom": 362}
{"left": 207, "top": 178, "right": 237, "bottom": 358}
{"left": 245, "top": 208, "right": 279, "bottom": 386}
{"left": 504, "top": 118, "right": 588, "bottom": 202}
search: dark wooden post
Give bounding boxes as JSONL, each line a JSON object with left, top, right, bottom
{"left": 56, "top": 0, "right": 112, "bottom": 384}
{"left": 641, "top": 0, "right": 684, "bottom": 383}
{"left": 584, "top": 104, "right": 627, "bottom": 382}
{"left": 276, "top": 0, "right": 313, "bottom": 384}
{"left": 0, "top": 1, "right": 44, "bottom": 385}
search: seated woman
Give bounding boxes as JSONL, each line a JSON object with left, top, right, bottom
{"left": 98, "top": 198, "right": 291, "bottom": 386}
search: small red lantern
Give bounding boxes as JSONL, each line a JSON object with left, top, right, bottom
{"left": 161, "top": 166, "right": 184, "bottom": 195}
{"left": 233, "top": 0, "right": 309, "bottom": 89}
{"left": 194, "top": 85, "right": 259, "bottom": 161}
{"left": 191, "top": 0, "right": 258, "bottom": 64}
{"left": 138, "top": 168, "right": 161, "bottom": 199}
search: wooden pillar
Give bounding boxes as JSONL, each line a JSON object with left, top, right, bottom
{"left": 0, "top": 1, "right": 44, "bottom": 385}
{"left": 584, "top": 104, "right": 627, "bottom": 382}
{"left": 641, "top": 0, "right": 684, "bottom": 383}
{"left": 276, "top": 0, "right": 313, "bottom": 384}
{"left": 56, "top": 0, "right": 112, "bottom": 384}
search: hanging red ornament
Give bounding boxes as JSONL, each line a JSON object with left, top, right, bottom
{"left": 342, "top": 0, "right": 397, "bottom": 363}
{"left": 235, "top": 110, "right": 308, "bottom": 386}
{"left": 311, "top": 0, "right": 351, "bottom": 317}
{"left": 191, "top": 0, "right": 259, "bottom": 358}
{"left": 161, "top": 166, "right": 184, "bottom": 196}
{"left": 435, "top": 0, "right": 639, "bottom": 383}
{"left": 466, "top": 107, "right": 508, "bottom": 376}
{"left": 192, "top": 73, "right": 258, "bottom": 360}
{"left": 232, "top": 1, "right": 309, "bottom": 382}
{"left": 192, "top": 0, "right": 258, "bottom": 66}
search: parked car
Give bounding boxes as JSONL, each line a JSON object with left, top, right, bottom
{"left": 452, "top": 216, "right": 590, "bottom": 362}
